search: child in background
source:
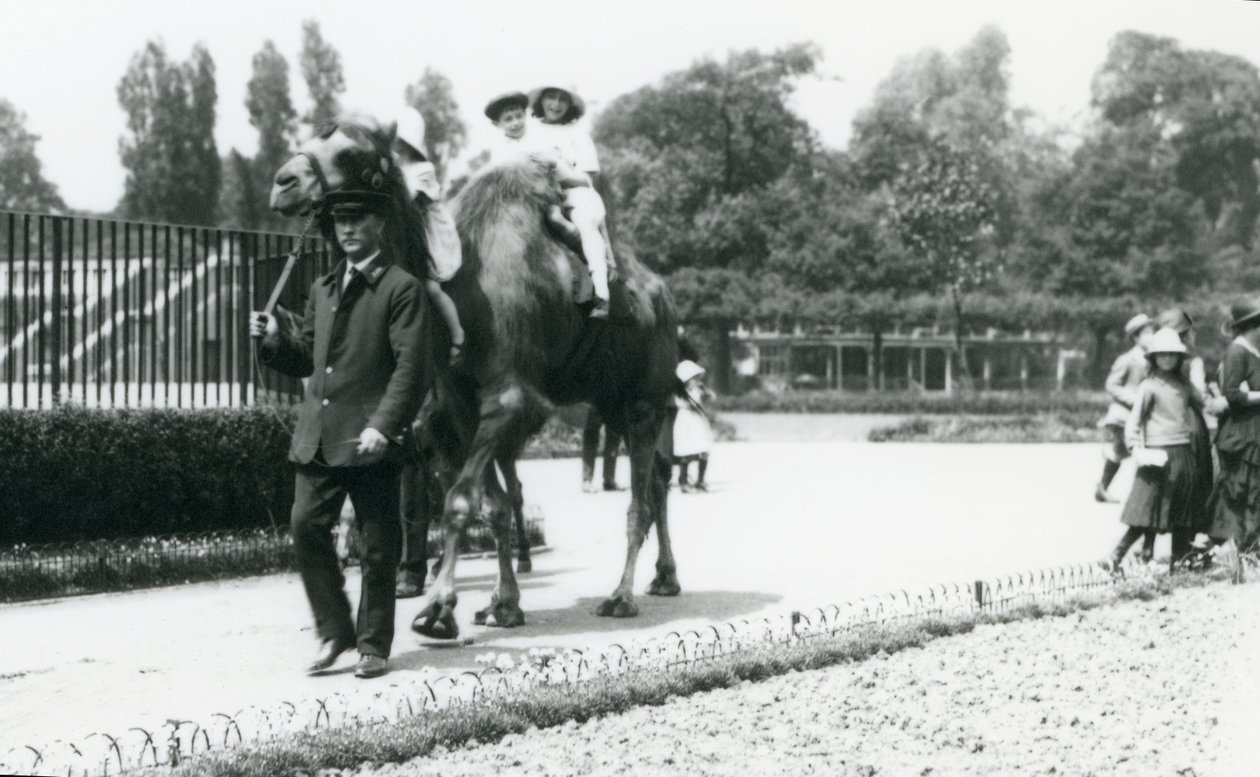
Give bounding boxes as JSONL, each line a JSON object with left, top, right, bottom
{"left": 527, "top": 84, "right": 617, "bottom": 318}
{"left": 1105, "top": 327, "right": 1208, "bottom": 571}
{"left": 393, "top": 107, "right": 465, "bottom": 365}
{"left": 673, "top": 360, "right": 714, "bottom": 493}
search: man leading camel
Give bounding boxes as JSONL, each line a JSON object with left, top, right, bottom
{"left": 251, "top": 184, "right": 425, "bottom": 679}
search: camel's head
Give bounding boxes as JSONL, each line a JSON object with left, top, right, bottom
{"left": 269, "top": 117, "right": 399, "bottom": 217}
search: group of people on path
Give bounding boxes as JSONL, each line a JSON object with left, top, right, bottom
{"left": 1096, "top": 304, "right": 1260, "bottom": 574}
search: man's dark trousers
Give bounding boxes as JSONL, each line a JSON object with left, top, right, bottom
{"left": 293, "top": 459, "right": 402, "bottom": 658}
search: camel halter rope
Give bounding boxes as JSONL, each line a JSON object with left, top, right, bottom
{"left": 250, "top": 206, "right": 319, "bottom": 437}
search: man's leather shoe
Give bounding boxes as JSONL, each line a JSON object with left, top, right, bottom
{"left": 354, "top": 654, "right": 388, "bottom": 679}
{"left": 306, "top": 637, "right": 354, "bottom": 674}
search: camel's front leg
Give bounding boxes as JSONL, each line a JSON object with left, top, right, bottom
{"left": 413, "top": 384, "right": 526, "bottom": 638}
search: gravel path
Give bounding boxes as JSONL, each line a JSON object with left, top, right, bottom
{"left": 347, "top": 581, "right": 1259, "bottom": 777}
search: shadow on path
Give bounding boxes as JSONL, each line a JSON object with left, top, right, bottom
{"left": 389, "top": 589, "right": 780, "bottom": 672}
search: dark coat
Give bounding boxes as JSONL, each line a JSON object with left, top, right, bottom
{"left": 261, "top": 253, "right": 426, "bottom": 466}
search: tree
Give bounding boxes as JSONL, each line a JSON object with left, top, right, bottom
{"left": 245, "top": 40, "right": 297, "bottom": 230}
{"left": 403, "top": 68, "right": 467, "bottom": 186}
{"left": 597, "top": 43, "right": 822, "bottom": 274}
{"left": 299, "top": 19, "right": 344, "bottom": 132}
{"left": 596, "top": 44, "right": 823, "bottom": 387}
{"left": 219, "top": 148, "right": 264, "bottom": 230}
{"left": 1091, "top": 31, "right": 1260, "bottom": 249}
{"left": 888, "top": 139, "right": 999, "bottom": 385}
{"left": 852, "top": 26, "right": 1022, "bottom": 244}
{"left": 117, "top": 40, "right": 220, "bottom": 224}
{"left": 0, "top": 99, "right": 65, "bottom": 212}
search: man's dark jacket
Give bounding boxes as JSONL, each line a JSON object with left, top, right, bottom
{"left": 260, "top": 253, "right": 426, "bottom": 466}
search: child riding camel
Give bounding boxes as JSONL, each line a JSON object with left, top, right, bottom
{"left": 483, "top": 91, "right": 596, "bottom": 285}
{"left": 392, "top": 107, "right": 465, "bottom": 364}
{"left": 526, "top": 84, "right": 617, "bottom": 318}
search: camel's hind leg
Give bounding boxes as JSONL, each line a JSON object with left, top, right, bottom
{"left": 473, "top": 469, "right": 526, "bottom": 627}
{"left": 645, "top": 449, "right": 680, "bottom": 596}
{"left": 498, "top": 453, "right": 533, "bottom": 573}
{"left": 597, "top": 399, "right": 674, "bottom": 618}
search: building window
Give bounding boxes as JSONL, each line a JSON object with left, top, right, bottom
{"left": 758, "top": 344, "right": 788, "bottom": 377}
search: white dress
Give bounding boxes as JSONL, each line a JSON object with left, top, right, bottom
{"left": 673, "top": 386, "right": 712, "bottom": 458}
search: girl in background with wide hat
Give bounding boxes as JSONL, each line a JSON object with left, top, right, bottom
{"left": 1105, "top": 327, "right": 1208, "bottom": 571}
{"left": 1206, "top": 300, "right": 1260, "bottom": 577}
{"left": 1155, "top": 307, "right": 1216, "bottom": 548}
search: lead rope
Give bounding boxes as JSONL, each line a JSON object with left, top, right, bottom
{"left": 251, "top": 207, "right": 320, "bottom": 437}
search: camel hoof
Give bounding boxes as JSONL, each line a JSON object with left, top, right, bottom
{"left": 596, "top": 596, "right": 638, "bottom": 618}
{"left": 516, "top": 558, "right": 532, "bottom": 574}
{"left": 476, "top": 602, "right": 526, "bottom": 628}
{"left": 647, "top": 575, "right": 681, "bottom": 597}
{"left": 411, "top": 598, "right": 460, "bottom": 641}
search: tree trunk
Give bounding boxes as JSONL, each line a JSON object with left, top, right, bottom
{"left": 712, "top": 318, "right": 733, "bottom": 394}
{"left": 951, "top": 285, "right": 973, "bottom": 394}
{"left": 872, "top": 330, "right": 883, "bottom": 392}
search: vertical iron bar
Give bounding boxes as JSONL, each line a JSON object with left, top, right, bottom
{"left": 124, "top": 222, "right": 133, "bottom": 406}
{"left": 164, "top": 225, "right": 171, "bottom": 405}
{"left": 195, "top": 225, "right": 205, "bottom": 402}
{"left": 37, "top": 216, "right": 46, "bottom": 408}
{"left": 93, "top": 219, "right": 102, "bottom": 405}
{"left": 244, "top": 231, "right": 257, "bottom": 405}
{"left": 51, "top": 216, "right": 64, "bottom": 405}
{"left": 115, "top": 221, "right": 123, "bottom": 406}
{"left": 4, "top": 213, "right": 13, "bottom": 405}
{"left": 215, "top": 229, "right": 224, "bottom": 406}
{"left": 228, "top": 232, "right": 238, "bottom": 406}
{"left": 177, "top": 226, "right": 185, "bottom": 408}
{"left": 148, "top": 224, "right": 158, "bottom": 405}
{"left": 62, "top": 217, "right": 73, "bottom": 399}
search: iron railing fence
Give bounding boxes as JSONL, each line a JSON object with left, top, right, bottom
{"left": 0, "top": 558, "right": 1180, "bottom": 777}
{"left": 0, "top": 210, "right": 332, "bottom": 409}
{"left": 0, "top": 517, "right": 546, "bottom": 604}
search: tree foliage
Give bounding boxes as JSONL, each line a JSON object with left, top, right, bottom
{"left": 244, "top": 40, "right": 297, "bottom": 230}
{"left": 1091, "top": 31, "right": 1260, "bottom": 249}
{"left": 116, "top": 41, "right": 220, "bottom": 224}
{"left": 596, "top": 43, "right": 821, "bottom": 275}
{"left": 404, "top": 68, "right": 467, "bottom": 186}
{"left": 299, "top": 19, "right": 345, "bottom": 132}
{"left": 0, "top": 99, "right": 65, "bottom": 212}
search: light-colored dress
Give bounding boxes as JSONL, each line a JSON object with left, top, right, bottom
{"left": 673, "top": 384, "right": 712, "bottom": 459}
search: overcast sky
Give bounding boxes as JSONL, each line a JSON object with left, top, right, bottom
{"left": 3, "top": 0, "right": 1257, "bottom": 213}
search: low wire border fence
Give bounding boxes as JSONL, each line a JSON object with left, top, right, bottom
{"left": 1, "top": 558, "right": 1158, "bottom": 776}
{"left": 0, "top": 513, "right": 546, "bottom": 604}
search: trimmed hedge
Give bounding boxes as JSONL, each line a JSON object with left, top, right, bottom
{"left": 710, "top": 390, "right": 1109, "bottom": 416}
{"left": 0, "top": 406, "right": 295, "bottom": 544}
{"left": 867, "top": 412, "right": 1101, "bottom": 443}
